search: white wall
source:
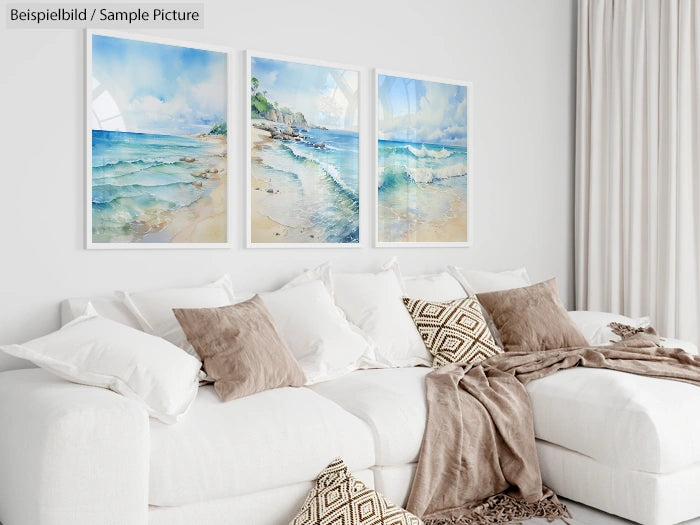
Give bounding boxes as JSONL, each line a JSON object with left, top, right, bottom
{"left": 0, "top": 0, "right": 577, "bottom": 343}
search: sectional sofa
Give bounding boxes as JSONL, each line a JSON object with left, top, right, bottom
{"left": 0, "top": 264, "right": 698, "bottom": 525}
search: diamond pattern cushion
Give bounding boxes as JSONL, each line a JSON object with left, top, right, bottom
{"left": 402, "top": 296, "right": 502, "bottom": 367}
{"left": 290, "top": 458, "right": 422, "bottom": 525}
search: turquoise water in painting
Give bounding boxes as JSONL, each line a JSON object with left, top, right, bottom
{"left": 377, "top": 139, "right": 468, "bottom": 242}
{"left": 252, "top": 125, "right": 359, "bottom": 244}
{"left": 91, "top": 130, "right": 223, "bottom": 243}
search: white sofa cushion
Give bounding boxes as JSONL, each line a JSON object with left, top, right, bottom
{"left": 312, "top": 363, "right": 700, "bottom": 476}
{"left": 310, "top": 368, "right": 431, "bottom": 466}
{"left": 526, "top": 367, "right": 700, "bottom": 474}
{"left": 333, "top": 268, "right": 430, "bottom": 367}
{"left": 149, "top": 470, "right": 375, "bottom": 525}
{"left": 536, "top": 440, "right": 700, "bottom": 525}
{"left": 371, "top": 464, "right": 418, "bottom": 510}
{"left": 148, "top": 385, "right": 375, "bottom": 507}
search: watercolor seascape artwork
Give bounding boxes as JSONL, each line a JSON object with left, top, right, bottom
{"left": 249, "top": 54, "right": 359, "bottom": 246}
{"left": 89, "top": 32, "right": 228, "bottom": 246}
{"left": 376, "top": 73, "right": 471, "bottom": 245}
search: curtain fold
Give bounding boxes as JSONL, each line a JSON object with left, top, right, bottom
{"left": 576, "top": 0, "right": 700, "bottom": 344}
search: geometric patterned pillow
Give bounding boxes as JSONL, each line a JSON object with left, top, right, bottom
{"left": 402, "top": 296, "right": 502, "bottom": 368}
{"left": 290, "top": 458, "right": 423, "bottom": 525}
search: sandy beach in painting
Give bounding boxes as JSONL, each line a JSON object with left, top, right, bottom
{"left": 251, "top": 125, "right": 288, "bottom": 242}
{"left": 163, "top": 134, "right": 227, "bottom": 243}
{"left": 91, "top": 131, "right": 227, "bottom": 244}
{"left": 409, "top": 197, "right": 468, "bottom": 242}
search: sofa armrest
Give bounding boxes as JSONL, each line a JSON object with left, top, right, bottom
{"left": 567, "top": 311, "right": 698, "bottom": 354}
{"left": 0, "top": 369, "right": 149, "bottom": 525}
{"left": 660, "top": 337, "right": 698, "bottom": 356}
{"left": 0, "top": 352, "right": 36, "bottom": 373}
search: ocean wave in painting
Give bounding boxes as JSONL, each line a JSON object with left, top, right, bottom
{"left": 91, "top": 130, "right": 222, "bottom": 242}
{"left": 252, "top": 125, "right": 359, "bottom": 244}
{"left": 377, "top": 139, "right": 468, "bottom": 242}
{"left": 406, "top": 144, "right": 454, "bottom": 159}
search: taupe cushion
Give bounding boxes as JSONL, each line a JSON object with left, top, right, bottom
{"left": 402, "top": 296, "right": 502, "bottom": 367}
{"left": 477, "top": 278, "right": 587, "bottom": 353}
{"left": 290, "top": 458, "right": 422, "bottom": 525}
{"left": 174, "top": 296, "right": 305, "bottom": 402}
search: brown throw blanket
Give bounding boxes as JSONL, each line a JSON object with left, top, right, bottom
{"left": 406, "top": 341, "right": 700, "bottom": 524}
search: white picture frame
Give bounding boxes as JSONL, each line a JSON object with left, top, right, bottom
{"left": 86, "top": 29, "right": 231, "bottom": 249}
{"left": 246, "top": 50, "right": 363, "bottom": 248}
{"left": 374, "top": 69, "right": 474, "bottom": 248}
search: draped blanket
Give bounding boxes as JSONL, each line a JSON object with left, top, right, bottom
{"left": 405, "top": 342, "right": 700, "bottom": 524}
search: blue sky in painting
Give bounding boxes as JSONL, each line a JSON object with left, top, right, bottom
{"left": 251, "top": 56, "right": 358, "bottom": 130}
{"left": 92, "top": 34, "right": 226, "bottom": 135}
{"left": 378, "top": 75, "right": 467, "bottom": 147}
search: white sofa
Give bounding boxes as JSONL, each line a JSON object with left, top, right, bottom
{"left": 0, "top": 294, "right": 699, "bottom": 525}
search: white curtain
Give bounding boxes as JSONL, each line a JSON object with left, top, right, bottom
{"left": 575, "top": 0, "right": 700, "bottom": 344}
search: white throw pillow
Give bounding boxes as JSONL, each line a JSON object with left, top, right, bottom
{"left": 333, "top": 267, "right": 431, "bottom": 367}
{"left": 448, "top": 266, "right": 531, "bottom": 295}
{"left": 61, "top": 296, "right": 143, "bottom": 329}
{"left": 567, "top": 310, "right": 651, "bottom": 346}
{"left": 0, "top": 305, "right": 201, "bottom": 424}
{"left": 403, "top": 272, "right": 467, "bottom": 301}
{"left": 281, "top": 261, "right": 334, "bottom": 296}
{"left": 122, "top": 275, "right": 235, "bottom": 359}
{"left": 260, "top": 279, "right": 373, "bottom": 384}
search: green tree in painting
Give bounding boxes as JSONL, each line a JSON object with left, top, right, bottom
{"left": 249, "top": 75, "right": 308, "bottom": 126}
{"left": 251, "top": 77, "right": 275, "bottom": 117}
{"left": 251, "top": 93, "right": 273, "bottom": 116}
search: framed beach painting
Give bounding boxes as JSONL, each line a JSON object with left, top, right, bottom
{"left": 247, "top": 51, "right": 361, "bottom": 247}
{"left": 86, "top": 30, "right": 229, "bottom": 248}
{"left": 375, "top": 70, "right": 473, "bottom": 247}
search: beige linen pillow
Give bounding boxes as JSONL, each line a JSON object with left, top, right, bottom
{"left": 476, "top": 278, "right": 587, "bottom": 353}
{"left": 173, "top": 296, "right": 305, "bottom": 402}
{"left": 290, "top": 458, "right": 422, "bottom": 525}
{"left": 402, "top": 296, "right": 502, "bottom": 367}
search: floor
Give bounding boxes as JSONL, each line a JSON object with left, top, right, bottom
{"left": 0, "top": 499, "right": 696, "bottom": 525}
{"left": 0, "top": 501, "right": 697, "bottom": 525}
{"left": 526, "top": 499, "right": 700, "bottom": 525}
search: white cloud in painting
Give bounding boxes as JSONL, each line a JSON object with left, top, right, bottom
{"left": 255, "top": 70, "right": 278, "bottom": 91}
{"left": 378, "top": 76, "right": 468, "bottom": 147}
{"left": 124, "top": 67, "right": 228, "bottom": 135}
{"left": 91, "top": 35, "right": 227, "bottom": 136}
